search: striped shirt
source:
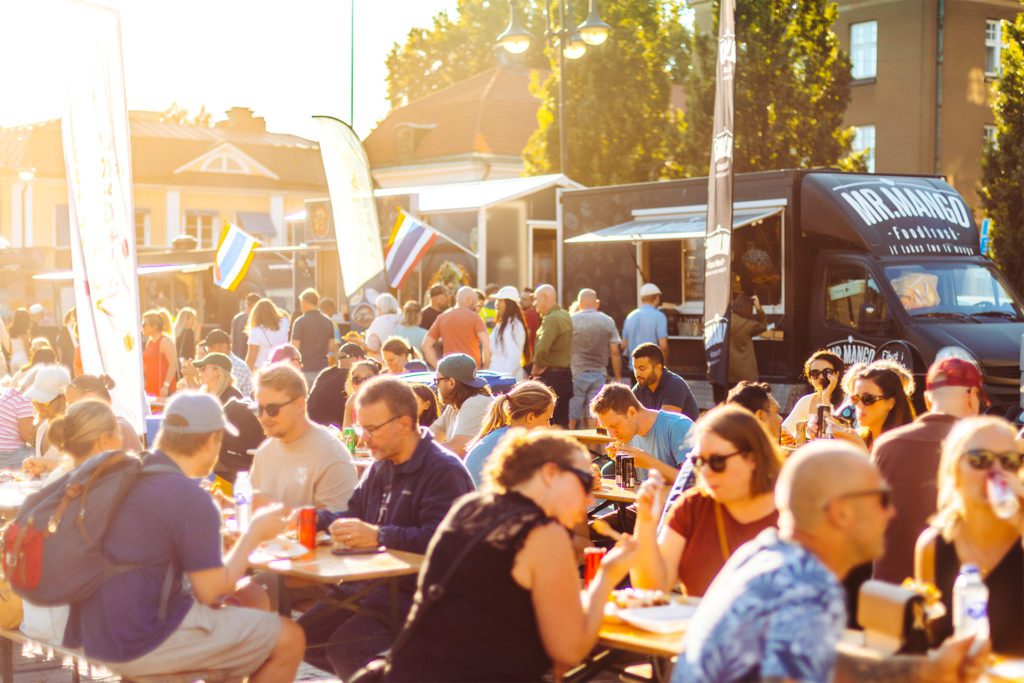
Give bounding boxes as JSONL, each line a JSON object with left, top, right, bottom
{"left": 0, "top": 388, "right": 33, "bottom": 453}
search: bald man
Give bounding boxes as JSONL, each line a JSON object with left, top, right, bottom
{"left": 569, "top": 288, "right": 622, "bottom": 429}
{"left": 530, "top": 284, "right": 574, "bottom": 427}
{"left": 673, "top": 441, "right": 989, "bottom": 683}
{"left": 422, "top": 286, "right": 490, "bottom": 369}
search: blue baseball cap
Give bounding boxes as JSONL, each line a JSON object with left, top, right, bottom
{"left": 160, "top": 391, "right": 238, "bottom": 436}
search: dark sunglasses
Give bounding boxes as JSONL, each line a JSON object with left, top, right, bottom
{"left": 257, "top": 395, "right": 299, "bottom": 417}
{"left": 351, "top": 374, "right": 375, "bottom": 386}
{"left": 807, "top": 368, "right": 836, "bottom": 380}
{"left": 691, "top": 450, "right": 744, "bottom": 473}
{"left": 850, "top": 393, "right": 890, "bottom": 406}
{"left": 963, "top": 449, "right": 1024, "bottom": 471}
{"left": 834, "top": 487, "right": 893, "bottom": 509}
{"left": 556, "top": 462, "right": 595, "bottom": 493}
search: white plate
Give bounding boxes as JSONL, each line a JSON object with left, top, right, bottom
{"left": 616, "top": 603, "right": 697, "bottom": 634}
{"left": 258, "top": 538, "right": 310, "bottom": 559}
{"left": 988, "top": 659, "right": 1024, "bottom": 682}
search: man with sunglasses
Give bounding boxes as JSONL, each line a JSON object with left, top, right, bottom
{"left": 250, "top": 365, "right": 358, "bottom": 512}
{"left": 301, "top": 376, "right": 474, "bottom": 678}
{"left": 871, "top": 358, "right": 985, "bottom": 584}
{"left": 674, "top": 441, "right": 989, "bottom": 683}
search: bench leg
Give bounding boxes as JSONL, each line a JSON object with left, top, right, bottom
{"left": 0, "top": 637, "right": 12, "bottom": 683}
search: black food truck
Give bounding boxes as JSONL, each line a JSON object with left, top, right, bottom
{"left": 561, "top": 169, "right": 1024, "bottom": 413}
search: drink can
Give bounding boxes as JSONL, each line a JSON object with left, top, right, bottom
{"left": 816, "top": 404, "right": 832, "bottom": 439}
{"left": 298, "top": 506, "right": 317, "bottom": 551}
{"left": 584, "top": 547, "right": 607, "bottom": 587}
{"left": 342, "top": 427, "right": 358, "bottom": 452}
{"left": 621, "top": 455, "right": 636, "bottom": 489}
{"left": 614, "top": 451, "right": 623, "bottom": 488}
{"left": 987, "top": 471, "right": 1021, "bottom": 520}
{"left": 795, "top": 420, "right": 808, "bottom": 445}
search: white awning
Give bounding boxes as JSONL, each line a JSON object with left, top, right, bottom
{"left": 565, "top": 207, "right": 783, "bottom": 244}
{"left": 375, "top": 174, "right": 581, "bottom": 213}
{"left": 33, "top": 263, "right": 212, "bottom": 282}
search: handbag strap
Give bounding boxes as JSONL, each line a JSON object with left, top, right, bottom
{"left": 388, "top": 506, "right": 535, "bottom": 660}
{"left": 713, "top": 502, "right": 731, "bottom": 563}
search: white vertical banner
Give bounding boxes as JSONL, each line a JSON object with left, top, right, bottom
{"left": 61, "top": 1, "right": 146, "bottom": 431}
{"left": 313, "top": 115, "right": 385, "bottom": 298}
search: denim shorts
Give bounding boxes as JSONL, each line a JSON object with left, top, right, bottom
{"left": 569, "top": 370, "right": 607, "bottom": 420}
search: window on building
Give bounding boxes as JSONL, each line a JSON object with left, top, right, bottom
{"left": 852, "top": 125, "right": 876, "bottom": 173}
{"left": 986, "top": 19, "right": 1003, "bottom": 77}
{"left": 200, "top": 153, "right": 248, "bottom": 174}
{"left": 824, "top": 264, "right": 886, "bottom": 331}
{"left": 135, "top": 209, "right": 151, "bottom": 246}
{"left": 985, "top": 125, "right": 998, "bottom": 148}
{"left": 184, "top": 210, "right": 219, "bottom": 249}
{"left": 54, "top": 205, "right": 70, "bottom": 247}
{"left": 850, "top": 21, "right": 878, "bottom": 80}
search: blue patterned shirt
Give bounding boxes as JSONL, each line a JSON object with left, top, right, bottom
{"left": 672, "top": 529, "right": 847, "bottom": 683}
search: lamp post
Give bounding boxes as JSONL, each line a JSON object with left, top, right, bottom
{"left": 497, "top": 0, "right": 610, "bottom": 176}
{"left": 17, "top": 168, "right": 34, "bottom": 249}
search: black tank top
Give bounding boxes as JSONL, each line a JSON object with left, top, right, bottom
{"left": 387, "top": 491, "right": 558, "bottom": 682}
{"left": 932, "top": 534, "right": 1024, "bottom": 655}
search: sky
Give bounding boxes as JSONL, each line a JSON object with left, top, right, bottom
{"left": 0, "top": 0, "right": 460, "bottom": 139}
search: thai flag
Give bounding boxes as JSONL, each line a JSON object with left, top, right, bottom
{"left": 385, "top": 210, "right": 438, "bottom": 289}
{"left": 213, "top": 222, "right": 259, "bottom": 291}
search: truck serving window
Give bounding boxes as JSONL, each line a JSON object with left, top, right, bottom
{"left": 884, "top": 263, "right": 1024, "bottom": 321}
{"left": 825, "top": 264, "right": 887, "bottom": 330}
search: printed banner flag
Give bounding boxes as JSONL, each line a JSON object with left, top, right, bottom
{"left": 61, "top": 1, "right": 146, "bottom": 431}
{"left": 214, "top": 222, "right": 259, "bottom": 290}
{"left": 385, "top": 209, "right": 439, "bottom": 289}
{"left": 313, "top": 115, "right": 385, "bottom": 298}
{"left": 703, "top": 0, "right": 737, "bottom": 389}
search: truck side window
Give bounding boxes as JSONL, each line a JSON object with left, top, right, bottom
{"left": 825, "top": 264, "right": 886, "bottom": 330}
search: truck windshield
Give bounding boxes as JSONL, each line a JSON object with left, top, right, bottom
{"left": 884, "top": 262, "right": 1024, "bottom": 321}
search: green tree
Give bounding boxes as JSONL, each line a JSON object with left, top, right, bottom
{"left": 522, "top": 1, "right": 690, "bottom": 186}
{"left": 678, "top": 0, "right": 862, "bottom": 175}
{"left": 980, "top": 14, "right": 1024, "bottom": 295}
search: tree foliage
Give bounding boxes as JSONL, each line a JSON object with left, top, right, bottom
{"left": 980, "top": 13, "right": 1024, "bottom": 296}
{"left": 677, "top": 0, "right": 862, "bottom": 175}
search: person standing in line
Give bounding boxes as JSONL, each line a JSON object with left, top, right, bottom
{"left": 419, "top": 285, "right": 449, "bottom": 332}
{"left": 290, "top": 288, "right": 335, "bottom": 388}
{"left": 232, "top": 293, "right": 261, "bottom": 360}
{"left": 142, "top": 309, "right": 178, "bottom": 399}
{"left": 395, "top": 300, "right": 428, "bottom": 351}
{"left": 631, "top": 344, "right": 699, "bottom": 421}
{"left": 520, "top": 287, "right": 541, "bottom": 365}
{"left": 7, "top": 309, "right": 32, "bottom": 373}
{"left": 489, "top": 286, "right": 527, "bottom": 380}
{"left": 174, "top": 307, "right": 202, "bottom": 363}
{"left": 569, "top": 288, "right": 622, "bottom": 429}
{"left": 725, "top": 282, "right": 768, "bottom": 392}
{"left": 530, "top": 285, "right": 574, "bottom": 428}
{"left": 363, "top": 293, "right": 402, "bottom": 359}
{"left": 245, "top": 299, "right": 290, "bottom": 372}
{"left": 422, "top": 286, "right": 491, "bottom": 369}
{"left": 479, "top": 284, "right": 500, "bottom": 331}
{"left": 622, "top": 283, "right": 669, "bottom": 368}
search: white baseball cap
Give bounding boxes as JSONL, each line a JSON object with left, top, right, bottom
{"left": 28, "top": 304, "right": 44, "bottom": 316}
{"left": 639, "top": 283, "right": 662, "bottom": 298}
{"left": 494, "top": 285, "right": 520, "bottom": 301}
{"left": 25, "top": 365, "right": 71, "bottom": 403}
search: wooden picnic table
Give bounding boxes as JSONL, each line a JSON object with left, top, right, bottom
{"left": 593, "top": 478, "right": 640, "bottom": 504}
{"left": 249, "top": 544, "right": 424, "bottom": 629}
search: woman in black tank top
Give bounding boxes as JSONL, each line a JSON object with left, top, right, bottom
{"left": 914, "top": 416, "right": 1024, "bottom": 655}
{"left": 387, "top": 430, "right": 637, "bottom": 682}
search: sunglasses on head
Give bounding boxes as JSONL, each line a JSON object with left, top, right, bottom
{"left": 691, "top": 450, "right": 744, "bottom": 473}
{"left": 807, "top": 368, "right": 836, "bottom": 381}
{"left": 850, "top": 393, "right": 889, "bottom": 406}
{"left": 555, "top": 462, "right": 595, "bottom": 492}
{"left": 833, "top": 487, "right": 893, "bottom": 509}
{"left": 257, "top": 395, "right": 299, "bottom": 417}
{"left": 963, "top": 449, "right": 1024, "bottom": 471}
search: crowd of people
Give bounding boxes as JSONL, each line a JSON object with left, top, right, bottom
{"left": 0, "top": 278, "right": 1021, "bottom": 683}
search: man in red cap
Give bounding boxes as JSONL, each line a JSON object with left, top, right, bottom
{"left": 870, "top": 358, "right": 986, "bottom": 583}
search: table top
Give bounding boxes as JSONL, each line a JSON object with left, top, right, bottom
{"left": 597, "top": 621, "right": 685, "bottom": 659}
{"left": 249, "top": 545, "right": 424, "bottom": 584}
{"left": 562, "top": 429, "right": 614, "bottom": 445}
{"left": 0, "top": 480, "right": 39, "bottom": 513}
{"left": 987, "top": 657, "right": 1024, "bottom": 682}
{"left": 593, "top": 479, "right": 640, "bottom": 504}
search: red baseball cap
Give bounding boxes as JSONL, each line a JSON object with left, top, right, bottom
{"left": 926, "top": 358, "right": 989, "bottom": 405}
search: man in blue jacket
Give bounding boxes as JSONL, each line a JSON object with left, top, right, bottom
{"left": 302, "top": 376, "right": 474, "bottom": 678}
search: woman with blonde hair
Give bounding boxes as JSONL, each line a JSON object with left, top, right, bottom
{"left": 632, "top": 404, "right": 781, "bottom": 597}
{"left": 464, "top": 380, "right": 555, "bottom": 486}
{"left": 142, "top": 309, "right": 177, "bottom": 398}
{"left": 245, "top": 298, "right": 290, "bottom": 371}
{"left": 173, "top": 307, "right": 202, "bottom": 361}
{"left": 385, "top": 430, "right": 636, "bottom": 682}
{"left": 915, "top": 416, "right": 1023, "bottom": 654}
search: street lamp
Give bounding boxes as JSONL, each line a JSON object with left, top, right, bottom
{"left": 497, "top": 0, "right": 611, "bottom": 175}
{"left": 18, "top": 168, "right": 34, "bottom": 249}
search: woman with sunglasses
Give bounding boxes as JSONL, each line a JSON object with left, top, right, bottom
{"left": 822, "top": 362, "right": 915, "bottom": 451}
{"left": 385, "top": 430, "right": 637, "bottom": 682}
{"left": 631, "top": 405, "right": 782, "bottom": 597}
{"left": 782, "top": 350, "right": 846, "bottom": 441}
{"left": 915, "top": 416, "right": 1024, "bottom": 655}
{"left": 341, "top": 360, "right": 382, "bottom": 429}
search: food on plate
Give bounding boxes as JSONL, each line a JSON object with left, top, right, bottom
{"left": 610, "top": 588, "right": 670, "bottom": 610}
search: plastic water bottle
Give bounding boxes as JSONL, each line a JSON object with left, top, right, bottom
{"left": 987, "top": 471, "right": 1021, "bottom": 520}
{"left": 234, "top": 471, "right": 253, "bottom": 532}
{"left": 952, "top": 564, "right": 990, "bottom": 642}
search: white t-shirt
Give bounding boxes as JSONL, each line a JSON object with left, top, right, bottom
{"left": 782, "top": 393, "right": 816, "bottom": 437}
{"left": 430, "top": 394, "right": 494, "bottom": 444}
{"left": 250, "top": 321, "right": 289, "bottom": 369}
{"left": 365, "top": 313, "right": 402, "bottom": 351}
{"left": 489, "top": 319, "right": 526, "bottom": 380}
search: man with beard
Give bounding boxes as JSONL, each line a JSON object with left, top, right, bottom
{"left": 429, "top": 354, "right": 493, "bottom": 457}
{"left": 631, "top": 343, "right": 699, "bottom": 421}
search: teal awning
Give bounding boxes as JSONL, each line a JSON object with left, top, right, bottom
{"left": 565, "top": 207, "right": 782, "bottom": 244}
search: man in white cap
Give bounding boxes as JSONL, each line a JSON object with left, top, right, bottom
{"left": 623, "top": 283, "right": 669, "bottom": 369}
{"left": 63, "top": 391, "right": 306, "bottom": 682}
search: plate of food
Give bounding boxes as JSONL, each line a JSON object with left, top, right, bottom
{"left": 604, "top": 588, "right": 671, "bottom": 623}
{"left": 616, "top": 603, "right": 697, "bottom": 634}
{"left": 258, "top": 538, "right": 310, "bottom": 559}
